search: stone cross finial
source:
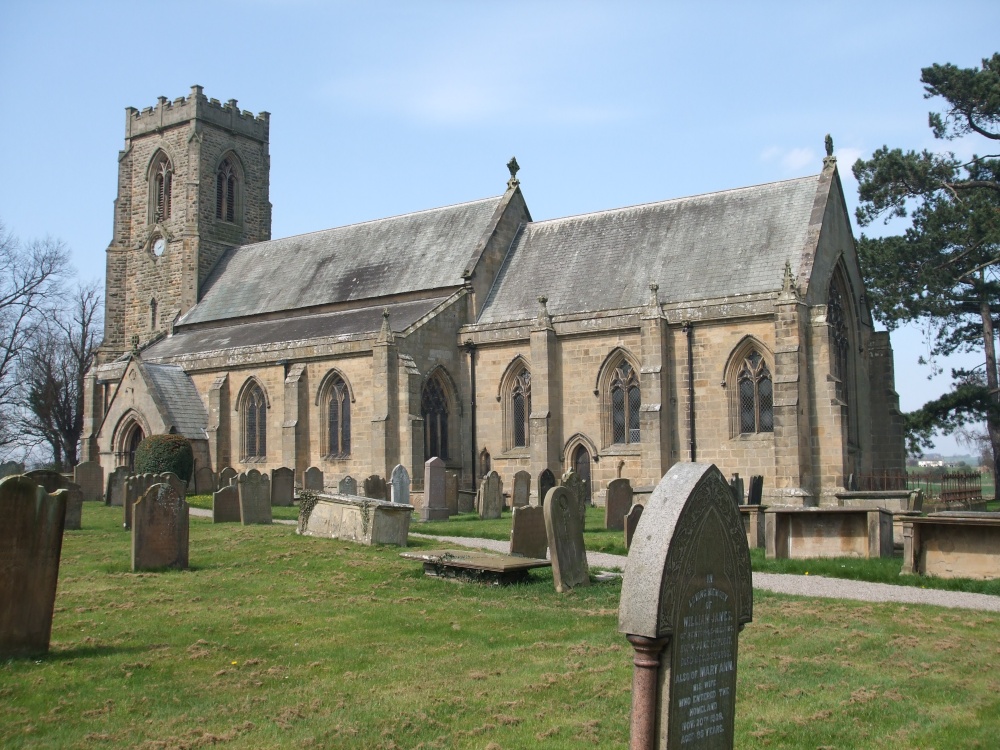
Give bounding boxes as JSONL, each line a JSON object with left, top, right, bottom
{"left": 648, "top": 283, "right": 659, "bottom": 306}
{"left": 780, "top": 260, "right": 799, "bottom": 300}
{"left": 376, "top": 308, "right": 394, "bottom": 344}
{"left": 507, "top": 156, "right": 520, "bottom": 189}
{"left": 825, "top": 134, "right": 834, "bottom": 157}
{"left": 535, "top": 295, "right": 553, "bottom": 329}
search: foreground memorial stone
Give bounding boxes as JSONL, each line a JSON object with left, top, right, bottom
{"left": 510, "top": 505, "right": 547, "bottom": 559}
{"left": 0, "top": 476, "right": 67, "bottom": 658}
{"left": 420, "top": 458, "right": 449, "bottom": 521}
{"left": 25, "top": 470, "right": 82, "bottom": 531}
{"left": 619, "top": 463, "right": 752, "bottom": 750}
{"left": 132, "top": 484, "right": 190, "bottom": 571}
{"left": 543, "top": 486, "right": 589, "bottom": 593}
{"left": 298, "top": 494, "right": 413, "bottom": 546}
{"left": 271, "top": 467, "right": 294, "bottom": 506}
{"left": 238, "top": 470, "right": 272, "bottom": 525}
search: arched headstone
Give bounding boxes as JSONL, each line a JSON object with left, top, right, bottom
{"left": 561, "top": 469, "right": 587, "bottom": 527}
{"left": 543, "top": 486, "right": 589, "bottom": 593}
{"left": 605, "top": 478, "right": 633, "bottom": 531}
{"left": 237, "top": 469, "right": 272, "bottom": 525}
{"left": 510, "top": 505, "right": 546, "bottom": 559}
{"left": 390, "top": 464, "right": 410, "bottom": 504}
{"left": 218, "top": 466, "right": 238, "bottom": 489}
{"left": 74, "top": 461, "right": 104, "bottom": 502}
{"left": 363, "top": 474, "right": 387, "bottom": 500}
{"left": 194, "top": 466, "right": 215, "bottom": 495}
{"left": 107, "top": 466, "right": 128, "bottom": 506}
{"left": 212, "top": 485, "right": 240, "bottom": 523}
{"left": 512, "top": 470, "right": 531, "bottom": 508}
{"left": 537, "top": 468, "right": 556, "bottom": 507}
{"left": 338, "top": 475, "right": 357, "bottom": 495}
{"left": 132, "top": 483, "right": 189, "bottom": 571}
{"left": 271, "top": 467, "right": 294, "bottom": 506}
{"left": 303, "top": 466, "right": 324, "bottom": 492}
{"left": 479, "top": 471, "right": 503, "bottom": 520}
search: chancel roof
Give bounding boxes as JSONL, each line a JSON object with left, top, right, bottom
{"left": 182, "top": 196, "right": 504, "bottom": 325}
{"left": 476, "top": 175, "right": 820, "bottom": 324}
{"left": 140, "top": 362, "right": 208, "bottom": 439}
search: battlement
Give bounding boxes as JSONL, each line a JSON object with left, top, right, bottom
{"left": 125, "top": 85, "right": 269, "bottom": 143}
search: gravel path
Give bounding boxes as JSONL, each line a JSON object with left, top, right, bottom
{"left": 410, "top": 533, "right": 1000, "bottom": 613}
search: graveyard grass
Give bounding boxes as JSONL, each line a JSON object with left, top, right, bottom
{"left": 185, "top": 493, "right": 300, "bottom": 522}
{"left": 3, "top": 507, "right": 1000, "bottom": 748}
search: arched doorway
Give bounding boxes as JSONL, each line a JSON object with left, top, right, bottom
{"left": 573, "top": 444, "right": 592, "bottom": 505}
{"left": 123, "top": 422, "right": 144, "bottom": 472}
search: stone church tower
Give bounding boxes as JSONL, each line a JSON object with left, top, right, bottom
{"left": 99, "top": 86, "right": 271, "bottom": 362}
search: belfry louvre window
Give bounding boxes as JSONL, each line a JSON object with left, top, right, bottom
{"left": 326, "top": 376, "right": 351, "bottom": 458}
{"left": 216, "top": 159, "right": 236, "bottom": 222}
{"left": 242, "top": 383, "right": 267, "bottom": 460}
{"left": 422, "top": 377, "right": 449, "bottom": 460}
{"left": 737, "top": 350, "right": 773, "bottom": 434}
{"left": 152, "top": 156, "right": 172, "bottom": 221}
{"left": 610, "top": 361, "right": 640, "bottom": 444}
{"left": 511, "top": 369, "right": 531, "bottom": 448}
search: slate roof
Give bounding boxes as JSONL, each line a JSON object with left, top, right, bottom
{"left": 477, "top": 175, "right": 820, "bottom": 324}
{"left": 144, "top": 296, "right": 451, "bottom": 361}
{"left": 182, "top": 196, "right": 504, "bottom": 325}
{"left": 140, "top": 363, "right": 208, "bottom": 439}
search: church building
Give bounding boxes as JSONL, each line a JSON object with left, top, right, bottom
{"left": 82, "top": 87, "right": 905, "bottom": 506}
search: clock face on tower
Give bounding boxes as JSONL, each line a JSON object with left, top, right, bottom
{"left": 152, "top": 237, "right": 166, "bottom": 257}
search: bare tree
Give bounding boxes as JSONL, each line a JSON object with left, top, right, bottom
{"left": 16, "top": 282, "right": 103, "bottom": 469}
{"left": 0, "top": 221, "right": 69, "bottom": 456}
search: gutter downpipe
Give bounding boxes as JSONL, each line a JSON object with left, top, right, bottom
{"left": 683, "top": 321, "right": 696, "bottom": 461}
{"left": 464, "top": 340, "right": 478, "bottom": 488}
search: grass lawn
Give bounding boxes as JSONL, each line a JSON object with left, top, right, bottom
{"left": 3, "top": 504, "right": 1000, "bottom": 748}
{"left": 185, "top": 493, "right": 301, "bottom": 522}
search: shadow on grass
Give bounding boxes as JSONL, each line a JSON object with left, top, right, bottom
{"left": 6, "top": 643, "right": 147, "bottom": 663}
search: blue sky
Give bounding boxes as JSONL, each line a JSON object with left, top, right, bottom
{"left": 1, "top": 1, "right": 997, "bottom": 454}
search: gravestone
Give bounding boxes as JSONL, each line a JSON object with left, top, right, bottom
{"left": 543, "top": 485, "right": 589, "bottom": 593}
{"left": 131, "top": 483, "right": 190, "bottom": 571}
{"left": 74, "top": 461, "right": 104, "bottom": 501}
{"left": 445, "top": 471, "right": 459, "bottom": 515}
{"left": 107, "top": 466, "right": 128, "bottom": 506}
{"left": 748, "top": 475, "right": 763, "bottom": 505}
{"left": 624, "top": 503, "right": 644, "bottom": 550}
{"left": 126, "top": 472, "right": 185, "bottom": 530}
{"left": 510, "top": 505, "right": 547, "bottom": 559}
{"left": 729, "top": 473, "right": 745, "bottom": 505}
{"left": 303, "top": 466, "right": 324, "bottom": 491}
{"left": 338, "top": 474, "right": 357, "bottom": 495}
{"left": 218, "top": 466, "right": 238, "bottom": 489}
{"left": 238, "top": 469, "right": 272, "bottom": 525}
{"left": 479, "top": 471, "right": 503, "bottom": 520}
{"left": 420, "top": 457, "right": 449, "bottom": 521}
{"left": 390, "top": 464, "right": 410, "bottom": 504}
{"left": 271, "top": 467, "right": 294, "bottom": 506}
{"left": 605, "top": 478, "right": 633, "bottom": 531}
{"left": 364, "top": 474, "right": 387, "bottom": 500}
{"left": 618, "top": 463, "right": 753, "bottom": 750}
{"left": 25, "top": 470, "right": 82, "bottom": 531}
{"left": 212, "top": 485, "right": 240, "bottom": 523}
{"left": 561, "top": 469, "right": 587, "bottom": 527}
{"left": 0, "top": 476, "right": 67, "bottom": 657}
{"left": 512, "top": 470, "right": 531, "bottom": 508}
{"left": 194, "top": 466, "right": 215, "bottom": 495}
{"left": 537, "top": 468, "right": 556, "bottom": 507}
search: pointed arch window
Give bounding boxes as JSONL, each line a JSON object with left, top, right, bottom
{"left": 828, "top": 280, "right": 850, "bottom": 403}
{"left": 325, "top": 375, "right": 351, "bottom": 458}
{"left": 216, "top": 158, "right": 237, "bottom": 223}
{"left": 422, "top": 377, "right": 449, "bottom": 460}
{"left": 610, "top": 361, "right": 641, "bottom": 445}
{"left": 736, "top": 350, "right": 774, "bottom": 434}
{"left": 241, "top": 382, "right": 267, "bottom": 461}
{"left": 510, "top": 368, "right": 531, "bottom": 449}
{"left": 150, "top": 153, "right": 172, "bottom": 222}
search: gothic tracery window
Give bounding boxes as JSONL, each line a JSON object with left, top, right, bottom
{"left": 510, "top": 368, "right": 531, "bottom": 449}
{"left": 610, "top": 361, "right": 641, "bottom": 445}
{"left": 216, "top": 158, "right": 237, "bottom": 223}
{"left": 325, "top": 374, "right": 351, "bottom": 458}
{"left": 242, "top": 381, "right": 267, "bottom": 461}
{"left": 828, "top": 280, "right": 850, "bottom": 403}
{"left": 736, "top": 350, "right": 774, "bottom": 434}
{"left": 422, "top": 376, "right": 449, "bottom": 460}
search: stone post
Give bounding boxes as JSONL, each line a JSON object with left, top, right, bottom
{"left": 626, "top": 634, "right": 669, "bottom": 750}
{"left": 371, "top": 311, "right": 399, "bottom": 481}
{"left": 282, "top": 364, "right": 305, "bottom": 474}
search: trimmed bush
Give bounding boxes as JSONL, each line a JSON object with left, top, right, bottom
{"left": 133, "top": 434, "right": 194, "bottom": 482}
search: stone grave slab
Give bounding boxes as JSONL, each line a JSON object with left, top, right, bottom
{"left": 561, "top": 470, "right": 587, "bottom": 526}
{"left": 510, "top": 505, "right": 547, "bottom": 559}
{"left": 238, "top": 469, "right": 272, "bottom": 525}
{"left": 299, "top": 494, "right": 412, "bottom": 546}
{"left": 74, "top": 461, "right": 104, "bottom": 501}
{"left": 194, "top": 466, "right": 215, "bottom": 495}
{"left": 212, "top": 485, "right": 240, "bottom": 523}
{"left": 132, "top": 483, "right": 190, "bottom": 571}
{"left": 363, "top": 474, "right": 387, "bottom": 500}
{"left": 512, "top": 470, "right": 530, "bottom": 508}
{"left": 107, "top": 466, "right": 128, "bottom": 506}
{"left": 537, "top": 468, "right": 556, "bottom": 507}
{"left": 619, "top": 462, "right": 753, "bottom": 750}
{"left": 747, "top": 475, "right": 763, "bottom": 505}
{"left": 271, "top": 467, "right": 294, "bottom": 506}
{"left": 420, "top": 457, "right": 449, "bottom": 521}
{"left": 399, "top": 548, "right": 549, "bottom": 585}
{"left": 605, "top": 477, "right": 633, "bottom": 531}
{"left": 304, "top": 466, "right": 324, "bottom": 491}
{"left": 479, "top": 471, "right": 503, "bottom": 520}
{"left": 0, "top": 476, "right": 67, "bottom": 657}
{"left": 338, "top": 475, "right": 358, "bottom": 495}
{"left": 218, "top": 466, "right": 238, "bottom": 489}
{"left": 390, "top": 464, "right": 410, "bottom": 504}
{"left": 445, "top": 471, "right": 459, "bottom": 515}
{"left": 624, "top": 502, "right": 644, "bottom": 550}
{"left": 543, "top": 485, "right": 589, "bottom": 593}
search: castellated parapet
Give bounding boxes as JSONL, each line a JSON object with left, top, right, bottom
{"left": 125, "top": 85, "right": 269, "bottom": 143}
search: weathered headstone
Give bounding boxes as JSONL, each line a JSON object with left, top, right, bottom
{"left": 624, "top": 502, "right": 644, "bottom": 551}
{"left": 420, "top": 457, "right": 449, "bottom": 521}
{"left": 445, "top": 471, "right": 459, "bottom": 516}
{"left": 561, "top": 469, "right": 587, "bottom": 527}
{"left": 107, "top": 466, "right": 128, "bottom": 506}
{"left": 729, "top": 473, "right": 745, "bottom": 505}
{"left": 748, "top": 475, "right": 763, "bottom": 505}
{"left": 271, "top": 467, "right": 294, "bottom": 506}
{"left": 0, "top": 476, "right": 67, "bottom": 657}
{"left": 212, "top": 485, "right": 240, "bottom": 523}
{"left": 25, "top": 470, "right": 81, "bottom": 531}
{"left": 237, "top": 469, "right": 272, "bottom": 525}
{"left": 24, "top": 469, "right": 69, "bottom": 493}
{"left": 543, "top": 485, "right": 589, "bottom": 593}
{"left": 390, "top": 464, "right": 410, "bottom": 504}
{"left": 218, "top": 466, "right": 238, "bottom": 489}
{"left": 510, "top": 505, "right": 547, "bottom": 559}
{"left": 605, "top": 478, "right": 633, "bottom": 531}
{"left": 126, "top": 472, "right": 185, "bottom": 530}
{"left": 363, "top": 474, "right": 387, "bottom": 500}
{"left": 74, "top": 461, "right": 104, "bottom": 501}
{"left": 479, "top": 471, "right": 503, "bottom": 520}
{"left": 512, "top": 470, "right": 531, "bottom": 508}
{"left": 132, "top": 483, "right": 190, "bottom": 571}
{"left": 194, "top": 466, "right": 215, "bottom": 495}
{"left": 537, "top": 468, "right": 556, "bottom": 507}
{"left": 618, "top": 463, "right": 753, "bottom": 750}
{"left": 303, "top": 466, "right": 324, "bottom": 491}
{"left": 338, "top": 474, "right": 357, "bottom": 495}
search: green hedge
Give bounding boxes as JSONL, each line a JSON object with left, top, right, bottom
{"left": 133, "top": 434, "right": 194, "bottom": 482}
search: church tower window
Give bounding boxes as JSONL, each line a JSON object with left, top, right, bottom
{"left": 216, "top": 158, "right": 237, "bottom": 223}
{"left": 150, "top": 152, "right": 172, "bottom": 222}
